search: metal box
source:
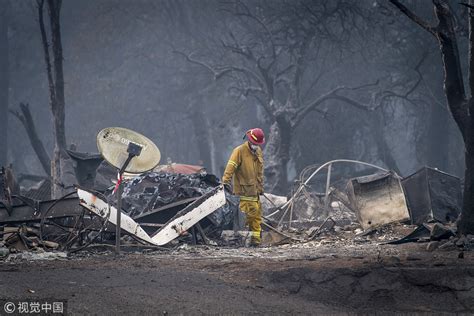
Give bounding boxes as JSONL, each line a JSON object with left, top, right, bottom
{"left": 401, "top": 167, "right": 462, "bottom": 225}
{"left": 347, "top": 172, "right": 410, "bottom": 230}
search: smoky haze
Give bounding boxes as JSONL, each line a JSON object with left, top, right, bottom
{"left": 0, "top": 0, "right": 465, "bottom": 193}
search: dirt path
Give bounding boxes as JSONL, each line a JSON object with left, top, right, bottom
{"left": 1, "top": 243, "right": 473, "bottom": 314}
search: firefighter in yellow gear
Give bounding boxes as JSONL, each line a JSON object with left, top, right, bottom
{"left": 222, "top": 128, "right": 265, "bottom": 246}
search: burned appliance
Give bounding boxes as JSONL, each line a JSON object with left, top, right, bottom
{"left": 402, "top": 167, "right": 462, "bottom": 225}
{"left": 347, "top": 171, "right": 410, "bottom": 230}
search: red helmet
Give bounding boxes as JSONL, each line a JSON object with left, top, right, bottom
{"left": 245, "top": 128, "right": 265, "bottom": 145}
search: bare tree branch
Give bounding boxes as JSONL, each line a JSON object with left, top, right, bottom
{"left": 460, "top": 2, "right": 474, "bottom": 10}
{"left": 221, "top": 37, "right": 253, "bottom": 60}
{"left": 228, "top": 85, "right": 265, "bottom": 97}
{"left": 404, "top": 50, "right": 428, "bottom": 97}
{"left": 388, "top": 0, "right": 437, "bottom": 36}
{"left": 233, "top": 0, "right": 276, "bottom": 62}
{"left": 390, "top": 0, "right": 468, "bottom": 135}
{"left": 215, "top": 65, "right": 263, "bottom": 84}
{"left": 174, "top": 50, "right": 217, "bottom": 77}
{"left": 293, "top": 82, "right": 379, "bottom": 127}
{"left": 174, "top": 49, "right": 275, "bottom": 117}
{"left": 174, "top": 50, "right": 264, "bottom": 86}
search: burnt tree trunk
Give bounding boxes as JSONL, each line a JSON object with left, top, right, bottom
{"left": 436, "top": 1, "right": 472, "bottom": 234}
{"left": 459, "top": 0, "right": 474, "bottom": 234}
{"left": 189, "top": 101, "right": 213, "bottom": 171}
{"left": 0, "top": 2, "right": 9, "bottom": 167}
{"left": 372, "top": 107, "right": 402, "bottom": 174}
{"left": 264, "top": 116, "right": 292, "bottom": 195}
{"left": 48, "top": 0, "right": 66, "bottom": 151}
{"left": 38, "top": 0, "right": 74, "bottom": 198}
{"left": 426, "top": 102, "right": 450, "bottom": 171}
{"left": 9, "top": 103, "right": 51, "bottom": 176}
{"left": 433, "top": 0, "right": 472, "bottom": 233}
{"left": 390, "top": 0, "right": 474, "bottom": 234}
{"left": 459, "top": 120, "right": 474, "bottom": 233}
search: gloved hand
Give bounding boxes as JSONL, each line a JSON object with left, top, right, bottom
{"left": 223, "top": 183, "right": 232, "bottom": 193}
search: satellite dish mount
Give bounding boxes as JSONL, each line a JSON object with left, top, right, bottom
{"left": 113, "top": 142, "right": 143, "bottom": 193}
{"left": 96, "top": 127, "right": 161, "bottom": 255}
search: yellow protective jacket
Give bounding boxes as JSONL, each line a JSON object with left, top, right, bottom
{"left": 222, "top": 142, "right": 264, "bottom": 198}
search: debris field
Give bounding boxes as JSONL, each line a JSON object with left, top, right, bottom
{"left": 1, "top": 159, "right": 474, "bottom": 313}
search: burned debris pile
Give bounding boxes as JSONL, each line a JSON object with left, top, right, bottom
{"left": 0, "top": 162, "right": 235, "bottom": 258}
{"left": 260, "top": 162, "right": 470, "bottom": 250}
{"left": 116, "top": 171, "right": 234, "bottom": 230}
{"left": 0, "top": 157, "right": 472, "bottom": 260}
{"left": 120, "top": 172, "right": 215, "bottom": 218}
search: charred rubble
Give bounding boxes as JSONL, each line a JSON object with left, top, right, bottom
{"left": 1, "top": 156, "right": 473, "bottom": 260}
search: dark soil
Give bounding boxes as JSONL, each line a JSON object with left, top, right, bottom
{"left": 1, "top": 242, "right": 473, "bottom": 314}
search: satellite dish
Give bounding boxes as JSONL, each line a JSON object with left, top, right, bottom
{"left": 97, "top": 127, "right": 161, "bottom": 173}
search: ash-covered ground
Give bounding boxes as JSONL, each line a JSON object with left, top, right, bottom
{"left": 1, "top": 225, "right": 473, "bottom": 315}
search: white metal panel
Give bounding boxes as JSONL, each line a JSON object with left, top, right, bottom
{"left": 151, "top": 186, "right": 226, "bottom": 245}
{"left": 77, "top": 186, "right": 226, "bottom": 246}
{"left": 77, "top": 188, "right": 156, "bottom": 244}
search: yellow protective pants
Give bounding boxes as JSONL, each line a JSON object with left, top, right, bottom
{"left": 239, "top": 197, "right": 262, "bottom": 244}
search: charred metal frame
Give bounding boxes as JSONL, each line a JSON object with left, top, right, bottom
{"left": 267, "top": 159, "right": 391, "bottom": 227}
{"left": 0, "top": 195, "right": 81, "bottom": 224}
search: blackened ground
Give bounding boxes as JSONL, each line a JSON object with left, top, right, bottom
{"left": 0, "top": 242, "right": 473, "bottom": 314}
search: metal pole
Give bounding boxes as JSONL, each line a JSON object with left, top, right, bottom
{"left": 112, "top": 143, "right": 142, "bottom": 255}
{"left": 115, "top": 180, "right": 122, "bottom": 255}
{"left": 324, "top": 163, "right": 332, "bottom": 216}
{"left": 277, "top": 203, "right": 290, "bottom": 228}
{"left": 288, "top": 188, "right": 294, "bottom": 229}
{"left": 191, "top": 226, "right": 197, "bottom": 245}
